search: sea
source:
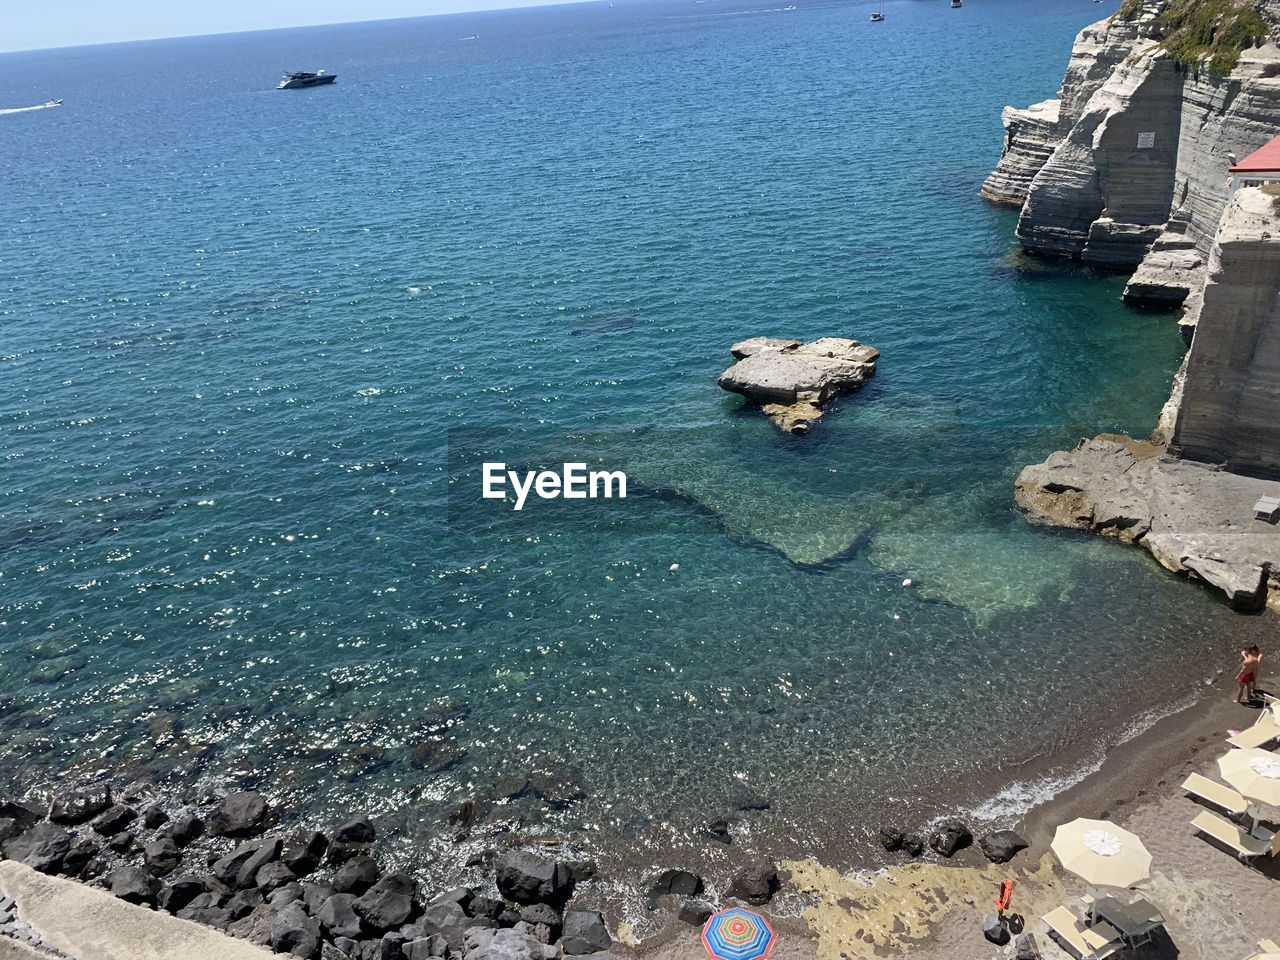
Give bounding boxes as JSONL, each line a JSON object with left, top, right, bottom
{"left": 0, "top": 0, "right": 1262, "bottom": 921}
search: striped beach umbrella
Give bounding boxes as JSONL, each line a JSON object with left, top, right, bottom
{"left": 701, "top": 908, "right": 776, "bottom": 960}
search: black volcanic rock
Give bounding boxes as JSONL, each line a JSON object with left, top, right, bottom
{"left": 281, "top": 830, "right": 329, "bottom": 877}
{"left": 144, "top": 837, "right": 182, "bottom": 876}
{"left": 333, "top": 855, "right": 380, "bottom": 895}
{"left": 318, "top": 892, "right": 365, "bottom": 940}
{"left": 979, "top": 830, "right": 1029, "bottom": 864}
{"left": 678, "top": 900, "right": 714, "bottom": 926}
{"left": 561, "top": 909, "right": 611, "bottom": 955}
{"left": 211, "top": 837, "right": 279, "bottom": 888}
{"left": 257, "top": 861, "right": 298, "bottom": 891}
{"left": 519, "top": 903, "right": 562, "bottom": 941}
{"left": 159, "top": 877, "right": 207, "bottom": 914}
{"left": 108, "top": 865, "right": 160, "bottom": 906}
{"left": 226, "top": 888, "right": 265, "bottom": 921}
{"left": 468, "top": 895, "right": 504, "bottom": 920}
{"left": 930, "top": 821, "right": 973, "bottom": 858}
{"left": 0, "top": 797, "right": 41, "bottom": 830}
{"left": 271, "top": 901, "right": 321, "bottom": 959}
{"left": 727, "top": 859, "right": 778, "bottom": 905}
{"left": 647, "top": 869, "right": 703, "bottom": 900}
{"left": 495, "top": 850, "right": 573, "bottom": 906}
{"left": 353, "top": 872, "right": 419, "bottom": 932}
{"left": 4, "top": 822, "right": 71, "bottom": 873}
{"left": 162, "top": 813, "right": 205, "bottom": 847}
{"left": 90, "top": 803, "right": 138, "bottom": 836}
{"left": 209, "top": 791, "right": 271, "bottom": 837}
{"left": 49, "top": 786, "right": 112, "bottom": 825}
{"left": 333, "top": 816, "right": 376, "bottom": 844}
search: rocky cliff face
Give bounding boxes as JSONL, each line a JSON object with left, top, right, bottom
{"left": 988, "top": 1, "right": 1280, "bottom": 308}
{"left": 1000, "top": 6, "right": 1280, "bottom": 610}
{"left": 1127, "top": 46, "right": 1280, "bottom": 308}
{"left": 980, "top": 8, "right": 1164, "bottom": 206}
{"left": 1171, "top": 186, "right": 1280, "bottom": 476}
{"left": 1014, "top": 190, "right": 1280, "bottom": 611}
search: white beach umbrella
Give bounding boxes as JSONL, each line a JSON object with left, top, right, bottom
{"left": 1219, "top": 748, "right": 1280, "bottom": 807}
{"left": 1050, "top": 818, "right": 1152, "bottom": 888}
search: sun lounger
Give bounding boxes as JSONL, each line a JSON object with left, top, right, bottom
{"left": 1192, "top": 809, "right": 1280, "bottom": 861}
{"left": 1042, "top": 905, "right": 1125, "bottom": 959}
{"left": 1229, "top": 713, "right": 1280, "bottom": 749}
{"left": 1182, "top": 772, "right": 1250, "bottom": 816}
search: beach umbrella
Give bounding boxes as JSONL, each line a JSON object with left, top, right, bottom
{"left": 1219, "top": 748, "right": 1280, "bottom": 807}
{"left": 701, "top": 908, "right": 776, "bottom": 960}
{"left": 1050, "top": 818, "right": 1151, "bottom": 888}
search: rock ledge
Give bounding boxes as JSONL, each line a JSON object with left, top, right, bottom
{"left": 717, "top": 337, "right": 879, "bottom": 434}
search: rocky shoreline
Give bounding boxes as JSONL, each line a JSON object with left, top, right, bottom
{"left": 988, "top": 0, "right": 1280, "bottom": 608}
{"left": 0, "top": 775, "right": 1046, "bottom": 960}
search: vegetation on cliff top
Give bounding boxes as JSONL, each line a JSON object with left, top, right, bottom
{"left": 1119, "top": 0, "right": 1270, "bottom": 76}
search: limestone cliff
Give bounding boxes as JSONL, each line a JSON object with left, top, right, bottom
{"left": 1170, "top": 186, "right": 1280, "bottom": 476}
{"left": 1016, "top": 188, "right": 1280, "bottom": 610}
{"left": 980, "top": 8, "right": 1165, "bottom": 206}
{"left": 999, "top": 3, "right": 1280, "bottom": 610}
{"left": 988, "top": 0, "right": 1280, "bottom": 309}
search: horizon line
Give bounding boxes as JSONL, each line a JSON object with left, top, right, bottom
{"left": 0, "top": 0, "right": 601, "bottom": 56}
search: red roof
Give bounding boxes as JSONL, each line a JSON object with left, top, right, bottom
{"left": 1231, "top": 136, "right": 1280, "bottom": 173}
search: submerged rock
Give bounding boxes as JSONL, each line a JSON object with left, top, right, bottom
{"left": 878, "top": 827, "right": 905, "bottom": 852}
{"left": 718, "top": 337, "right": 879, "bottom": 434}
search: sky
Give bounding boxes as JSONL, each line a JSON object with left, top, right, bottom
{"left": 0, "top": 0, "right": 588, "bottom": 53}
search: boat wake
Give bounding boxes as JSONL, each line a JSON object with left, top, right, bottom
{"left": 0, "top": 101, "right": 62, "bottom": 115}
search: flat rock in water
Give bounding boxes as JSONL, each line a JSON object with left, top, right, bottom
{"left": 718, "top": 337, "right": 879, "bottom": 434}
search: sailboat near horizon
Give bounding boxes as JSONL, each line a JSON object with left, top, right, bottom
{"left": 869, "top": 4, "right": 884, "bottom": 20}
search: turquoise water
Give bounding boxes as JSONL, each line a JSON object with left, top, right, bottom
{"left": 0, "top": 0, "right": 1257, "bottom": 901}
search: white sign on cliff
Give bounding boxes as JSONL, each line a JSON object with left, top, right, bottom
{"left": 1137, "top": 132, "right": 1155, "bottom": 149}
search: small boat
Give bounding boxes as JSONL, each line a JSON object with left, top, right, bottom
{"left": 44, "top": 99, "right": 63, "bottom": 107}
{"left": 869, "top": 8, "right": 884, "bottom": 20}
{"left": 277, "top": 71, "right": 337, "bottom": 90}
{"left": 950, "top": 0, "right": 961, "bottom": 7}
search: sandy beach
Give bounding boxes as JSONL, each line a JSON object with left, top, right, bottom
{"left": 625, "top": 666, "right": 1279, "bottom": 960}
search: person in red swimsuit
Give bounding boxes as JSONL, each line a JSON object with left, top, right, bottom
{"left": 1236, "top": 644, "right": 1262, "bottom": 704}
